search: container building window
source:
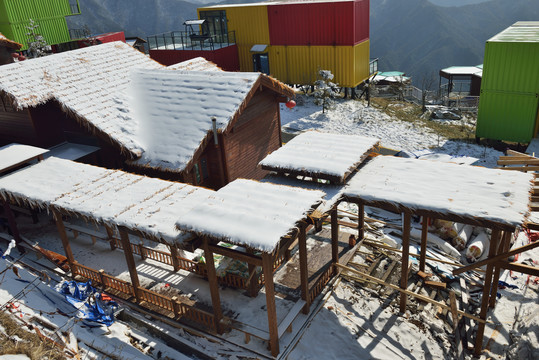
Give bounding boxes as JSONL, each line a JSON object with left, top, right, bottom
{"left": 199, "top": 10, "right": 228, "bottom": 42}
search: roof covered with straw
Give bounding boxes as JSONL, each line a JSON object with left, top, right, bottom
{"left": 0, "top": 157, "right": 213, "bottom": 245}
{"left": 0, "top": 33, "right": 22, "bottom": 50}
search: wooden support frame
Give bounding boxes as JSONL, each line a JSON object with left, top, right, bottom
{"left": 489, "top": 231, "right": 511, "bottom": 308}
{"left": 474, "top": 229, "right": 500, "bottom": 356}
{"left": 419, "top": 217, "right": 429, "bottom": 272}
{"left": 357, "top": 201, "right": 365, "bottom": 240}
{"left": 52, "top": 209, "right": 75, "bottom": 270}
{"left": 298, "top": 223, "right": 309, "bottom": 314}
{"left": 202, "top": 237, "right": 224, "bottom": 334}
{"left": 496, "top": 260, "right": 539, "bottom": 277}
{"left": 169, "top": 245, "right": 181, "bottom": 272}
{"left": 118, "top": 226, "right": 141, "bottom": 302}
{"left": 262, "top": 252, "right": 279, "bottom": 357}
{"left": 399, "top": 211, "right": 412, "bottom": 313}
{"left": 208, "top": 243, "right": 262, "bottom": 266}
{"left": 246, "top": 248, "right": 259, "bottom": 297}
{"left": 330, "top": 206, "right": 339, "bottom": 266}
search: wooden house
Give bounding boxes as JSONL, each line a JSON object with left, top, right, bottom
{"left": 0, "top": 41, "right": 294, "bottom": 189}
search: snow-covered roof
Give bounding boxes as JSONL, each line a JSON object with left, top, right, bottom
{"left": 488, "top": 22, "right": 539, "bottom": 43}
{"left": 259, "top": 131, "right": 380, "bottom": 183}
{"left": 0, "top": 42, "right": 163, "bottom": 157}
{"left": 440, "top": 66, "right": 483, "bottom": 77}
{"left": 0, "top": 144, "right": 48, "bottom": 173}
{"left": 0, "top": 157, "right": 213, "bottom": 245}
{"left": 342, "top": 156, "right": 533, "bottom": 229}
{"left": 129, "top": 69, "right": 291, "bottom": 172}
{"left": 261, "top": 174, "right": 343, "bottom": 214}
{"left": 167, "top": 57, "right": 222, "bottom": 71}
{"left": 176, "top": 179, "right": 325, "bottom": 252}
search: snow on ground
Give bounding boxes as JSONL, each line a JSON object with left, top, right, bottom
{"left": 280, "top": 95, "right": 503, "bottom": 168}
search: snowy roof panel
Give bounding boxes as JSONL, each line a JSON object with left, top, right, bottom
{"left": 489, "top": 22, "right": 539, "bottom": 43}
{"left": 342, "top": 156, "right": 533, "bottom": 228}
{"left": 0, "top": 157, "right": 213, "bottom": 244}
{"left": 129, "top": 69, "right": 262, "bottom": 171}
{"left": 176, "top": 179, "right": 325, "bottom": 252}
{"left": 0, "top": 42, "right": 163, "bottom": 157}
{"left": 259, "top": 131, "right": 380, "bottom": 183}
{"left": 261, "top": 174, "right": 343, "bottom": 214}
{"left": 0, "top": 144, "right": 48, "bottom": 173}
{"left": 440, "top": 66, "right": 483, "bottom": 77}
{"left": 167, "top": 57, "right": 222, "bottom": 71}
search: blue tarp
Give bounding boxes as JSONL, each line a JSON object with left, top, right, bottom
{"left": 58, "top": 280, "right": 118, "bottom": 326}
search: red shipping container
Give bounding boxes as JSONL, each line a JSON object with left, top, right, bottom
{"left": 268, "top": 0, "right": 368, "bottom": 46}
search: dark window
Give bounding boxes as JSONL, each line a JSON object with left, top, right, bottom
{"left": 201, "top": 157, "right": 209, "bottom": 180}
{"left": 199, "top": 10, "right": 228, "bottom": 42}
{"left": 194, "top": 163, "right": 201, "bottom": 184}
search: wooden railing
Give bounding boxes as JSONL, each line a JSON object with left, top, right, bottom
{"left": 72, "top": 263, "right": 216, "bottom": 331}
{"left": 308, "top": 266, "right": 335, "bottom": 303}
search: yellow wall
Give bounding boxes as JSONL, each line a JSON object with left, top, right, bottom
{"left": 267, "top": 40, "right": 370, "bottom": 87}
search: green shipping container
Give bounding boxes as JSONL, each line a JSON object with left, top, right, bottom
{"left": 476, "top": 22, "right": 539, "bottom": 143}
{"left": 0, "top": 0, "right": 80, "bottom": 50}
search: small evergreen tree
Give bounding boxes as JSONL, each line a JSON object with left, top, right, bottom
{"left": 313, "top": 69, "right": 340, "bottom": 113}
{"left": 26, "top": 19, "right": 49, "bottom": 58}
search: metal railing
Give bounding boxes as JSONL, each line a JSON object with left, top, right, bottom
{"left": 69, "top": 28, "right": 86, "bottom": 40}
{"left": 369, "top": 58, "right": 379, "bottom": 75}
{"left": 147, "top": 31, "right": 236, "bottom": 51}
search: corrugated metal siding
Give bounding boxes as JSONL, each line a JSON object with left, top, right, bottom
{"left": 476, "top": 91, "right": 538, "bottom": 142}
{"left": 200, "top": 5, "right": 269, "bottom": 46}
{"left": 481, "top": 41, "right": 539, "bottom": 94}
{"left": 354, "top": 0, "right": 369, "bottom": 44}
{"left": 3, "top": 0, "right": 71, "bottom": 22}
{"left": 267, "top": 41, "right": 369, "bottom": 87}
{"left": 10, "top": 17, "right": 70, "bottom": 49}
{"left": 0, "top": 1, "right": 10, "bottom": 24}
{"left": 267, "top": 2, "right": 356, "bottom": 46}
{"left": 353, "top": 39, "right": 370, "bottom": 85}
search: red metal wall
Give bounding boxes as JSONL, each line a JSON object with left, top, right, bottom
{"left": 149, "top": 45, "right": 240, "bottom": 71}
{"left": 267, "top": 0, "right": 369, "bottom": 46}
{"left": 354, "top": 0, "right": 369, "bottom": 44}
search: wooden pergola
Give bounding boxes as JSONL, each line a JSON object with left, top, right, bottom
{"left": 337, "top": 155, "right": 537, "bottom": 356}
{"left": 176, "top": 179, "right": 326, "bottom": 356}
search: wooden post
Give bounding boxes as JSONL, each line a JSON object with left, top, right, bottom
{"left": 118, "top": 226, "right": 141, "bottom": 302}
{"left": 105, "top": 225, "right": 116, "bottom": 250}
{"left": 298, "top": 222, "right": 310, "bottom": 314}
{"left": 357, "top": 201, "right": 365, "bottom": 240}
{"left": 246, "top": 248, "right": 259, "bottom": 297}
{"left": 2, "top": 202, "right": 25, "bottom": 253}
{"left": 331, "top": 205, "right": 339, "bottom": 267}
{"left": 474, "top": 229, "right": 500, "bottom": 356}
{"left": 489, "top": 231, "right": 511, "bottom": 308}
{"left": 399, "top": 211, "right": 411, "bottom": 313}
{"left": 419, "top": 217, "right": 429, "bottom": 272}
{"left": 52, "top": 209, "right": 75, "bottom": 270}
{"left": 170, "top": 245, "right": 181, "bottom": 272}
{"left": 262, "top": 252, "right": 280, "bottom": 357}
{"left": 202, "top": 237, "right": 224, "bottom": 334}
{"left": 99, "top": 269, "right": 105, "bottom": 287}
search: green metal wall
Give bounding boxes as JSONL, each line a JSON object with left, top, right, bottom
{"left": 476, "top": 41, "right": 539, "bottom": 142}
{"left": 0, "top": 0, "right": 79, "bottom": 50}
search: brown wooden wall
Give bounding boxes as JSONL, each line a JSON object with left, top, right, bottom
{"left": 223, "top": 89, "right": 281, "bottom": 182}
{"left": 0, "top": 97, "right": 37, "bottom": 146}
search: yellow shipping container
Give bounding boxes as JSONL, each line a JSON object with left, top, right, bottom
{"left": 267, "top": 40, "right": 370, "bottom": 87}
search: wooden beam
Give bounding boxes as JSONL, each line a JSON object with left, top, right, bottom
{"left": 331, "top": 206, "right": 339, "bottom": 265}
{"left": 262, "top": 252, "right": 279, "bottom": 357}
{"left": 496, "top": 260, "right": 539, "bottom": 277}
{"left": 336, "top": 263, "right": 485, "bottom": 323}
{"left": 357, "top": 201, "right": 365, "bottom": 240}
{"left": 202, "top": 237, "right": 224, "bottom": 334}
{"left": 474, "top": 229, "right": 500, "bottom": 356}
{"left": 400, "top": 211, "right": 411, "bottom": 313}
{"left": 169, "top": 245, "right": 181, "bottom": 272}
{"left": 453, "top": 240, "right": 539, "bottom": 275}
{"left": 52, "top": 209, "right": 75, "bottom": 270}
{"left": 419, "top": 217, "right": 429, "bottom": 272}
{"left": 208, "top": 243, "right": 262, "bottom": 266}
{"left": 497, "top": 159, "right": 539, "bottom": 165}
{"left": 246, "top": 248, "right": 259, "bottom": 297}
{"left": 489, "top": 231, "right": 511, "bottom": 308}
{"left": 118, "top": 226, "right": 141, "bottom": 302}
{"left": 298, "top": 224, "right": 310, "bottom": 314}
{"left": 499, "top": 166, "right": 539, "bottom": 172}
